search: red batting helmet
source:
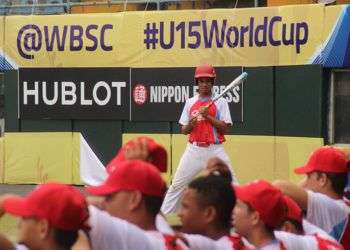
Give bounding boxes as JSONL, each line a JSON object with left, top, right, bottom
{"left": 194, "top": 64, "right": 216, "bottom": 79}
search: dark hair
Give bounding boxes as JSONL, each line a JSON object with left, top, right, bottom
{"left": 263, "top": 224, "right": 275, "bottom": 235}
{"left": 286, "top": 219, "right": 304, "bottom": 234}
{"left": 210, "top": 169, "right": 232, "bottom": 183}
{"left": 316, "top": 171, "right": 347, "bottom": 196}
{"left": 143, "top": 194, "right": 163, "bottom": 218}
{"left": 188, "top": 174, "right": 235, "bottom": 229}
{"left": 53, "top": 228, "right": 79, "bottom": 249}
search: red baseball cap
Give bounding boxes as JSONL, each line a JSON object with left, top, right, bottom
{"left": 235, "top": 180, "right": 287, "bottom": 228}
{"left": 295, "top": 146, "right": 349, "bottom": 174}
{"left": 194, "top": 64, "right": 216, "bottom": 79}
{"left": 3, "top": 183, "right": 89, "bottom": 231}
{"left": 87, "top": 160, "right": 166, "bottom": 197}
{"left": 106, "top": 136, "right": 167, "bottom": 173}
{"left": 283, "top": 196, "right": 302, "bottom": 223}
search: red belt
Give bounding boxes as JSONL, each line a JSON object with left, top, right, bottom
{"left": 191, "top": 142, "right": 221, "bottom": 147}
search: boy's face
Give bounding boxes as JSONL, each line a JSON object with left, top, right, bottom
{"left": 17, "top": 217, "right": 44, "bottom": 249}
{"left": 178, "top": 188, "right": 208, "bottom": 234}
{"left": 301, "top": 171, "right": 324, "bottom": 192}
{"left": 232, "top": 199, "right": 256, "bottom": 237}
{"left": 103, "top": 190, "right": 135, "bottom": 220}
{"left": 197, "top": 77, "right": 214, "bottom": 96}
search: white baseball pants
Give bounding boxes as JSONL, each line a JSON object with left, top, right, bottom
{"left": 161, "top": 143, "right": 238, "bottom": 215}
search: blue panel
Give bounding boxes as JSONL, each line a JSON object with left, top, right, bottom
{"left": 312, "top": 5, "right": 350, "bottom": 67}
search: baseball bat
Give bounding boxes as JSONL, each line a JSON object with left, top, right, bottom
{"left": 190, "top": 72, "right": 248, "bottom": 122}
{"left": 210, "top": 72, "right": 248, "bottom": 104}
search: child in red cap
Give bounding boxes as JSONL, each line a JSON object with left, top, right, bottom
{"left": 87, "top": 159, "right": 188, "bottom": 250}
{"left": 274, "top": 195, "right": 344, "bottom": 249}
{"left": 106, "top": 136, "right": 168, "bottom": 174}
{"left": 0, "top": 182, "right": 156, "bottom": 250}
{"left": 274, "top": 146, "right": 350, "bottom": 249}
{"left": 232, "top": 180, "right": 288, "bottom": 249}
{"left": 0, "top": 183, "right": 89, "bottom": 250}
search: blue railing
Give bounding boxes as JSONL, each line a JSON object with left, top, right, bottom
{"left": 0, "top": 0, "right": 181, "bottom": 15}
{"left": 0, "top": 0, "right": 67, "bottom": 15}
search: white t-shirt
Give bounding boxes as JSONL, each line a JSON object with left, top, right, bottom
{"left": 155, "top": 213, "right": 174, "bottom": 234}
{"left": 184, "top": 233, "right": 246, "bottom": 250}
{"left": 275, "top": 231, "right": 317, "bottom": 250}
{"left": 179, "top": 95, "right": 232, "bottom": 126}
{"left": 302, "top": 219, "right": 337, "bottom": 241}
{"left": 14, "top": 245, "right": 28, "bottom": 250}
{"left": 307, "top": 191, "right": 350, "bottom": 241}
{"left": 146, "top": 230, "right": 188, "bottom": 250}
{"left": 275, "top": 231, "right": 343, "bottom": 250}
{"left": 259, "top": 240, "right": 283, "bottom": 250}
{"left": 88, "top": 205, "right": 153, "bottom": 250}
{"left": 239, "top": 239, "right": 282, "bottom": 250}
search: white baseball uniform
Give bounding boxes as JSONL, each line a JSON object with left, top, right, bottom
{"left": 88, "top": 205, "right": 153, "bottom": 250}
{"left": 90, "top": 206, "right": 188, "bottom": 250}
{"left": 153, "top": 214, "right": 189, "bottom": 249}
{"left": 146, "top": 231, "right": 188, "bottom": 250}
{"left": 302, "top": 219, "right": 337, "bottom": 241}
{"left": 306, "top": 190, "right": 350, "bottom": 248}
{"left": 14, "top": 245, "right": 28, "bottom": 250}
{"left": 275, "top": 231, "right": 344, "bottom": 250}
{"left": 190, "top": 233, "right": 341, "bottom": 250}
{"left": 155, "top": 213, "right": 175, "bottom": 234}
{"left": 161, "top": 94, "right": 238, "bottom": 214}
{"left": 13, "top": 207, "right": 154, "bottom": 250}
{"left": 184, "top": 233, "right": 249, "bottom": 250}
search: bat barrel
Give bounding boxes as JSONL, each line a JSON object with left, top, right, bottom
{"left": 212, "top": 72, "right": 248, "bottom": 102}
{"left": 236, "top": 72, "right": 248, "bottom": 82}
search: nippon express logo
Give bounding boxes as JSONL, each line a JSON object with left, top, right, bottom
{"left": 133, "top": 84, "right": 148, "bottom": 105}
{"left": 17, "top": 24, "right": 113, "bottom": 59}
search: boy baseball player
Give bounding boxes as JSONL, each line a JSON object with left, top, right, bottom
{"left": 161, "top": 64, "right": 238, "bottom": 215}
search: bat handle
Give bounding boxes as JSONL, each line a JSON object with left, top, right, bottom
{"left": 206, "top": 100, "right": 214, "bottom": 108}
{"left": 190, "top": 101, "right": 213, "bottom": 122}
